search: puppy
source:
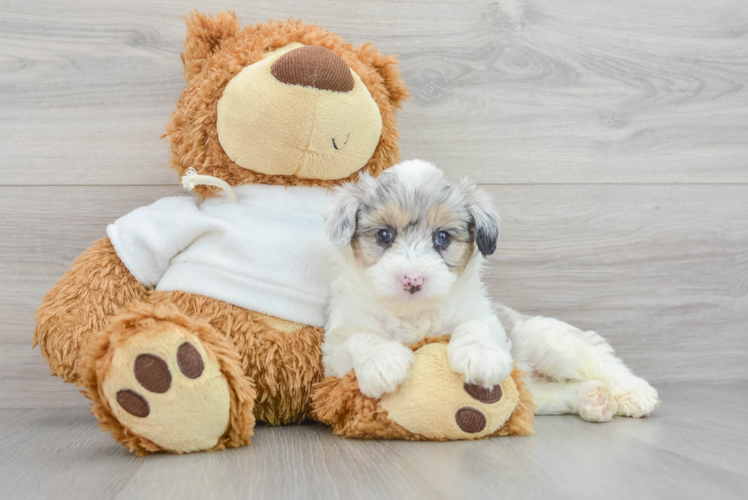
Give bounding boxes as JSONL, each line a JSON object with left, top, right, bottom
{"left": 322, "top": 159, "right": 512, "bottom": 398}
{"left": 324, "top": 159, "right": 659, "bottom": 422}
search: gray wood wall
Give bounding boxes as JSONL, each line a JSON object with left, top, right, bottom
{"left": 1, "top": 0, "right": 746, "bottom": 408}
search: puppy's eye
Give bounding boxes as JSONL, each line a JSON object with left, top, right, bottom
{"left": 434, "top": 231, "right": 451, "bottom": 248}
{"left": 377, "top": 229, "right": 394, "bottom": 246}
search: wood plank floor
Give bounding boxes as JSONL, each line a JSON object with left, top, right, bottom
{"left": 1, "top": 382, "right": 746, "bottom": 500}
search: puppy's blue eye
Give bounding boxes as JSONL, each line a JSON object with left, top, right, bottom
{"left": 435, "top": 231, "right": 451, "bottom": 248}
{"left": 377, "top": 229, "right": 394, "bottom": 246}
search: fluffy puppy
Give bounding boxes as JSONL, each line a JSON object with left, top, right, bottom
{"left": 324, "top": 159, "right": 660, "bottom": 423}
{"left": 322, "top": 159, "right": 513, "bottom": 398}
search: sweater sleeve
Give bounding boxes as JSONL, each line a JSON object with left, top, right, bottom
{"left": 106, "top": 196, "right": 215, "bottom": 287}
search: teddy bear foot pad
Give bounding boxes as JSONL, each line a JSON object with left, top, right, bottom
{"left": 100, "top": 326, "right": 231, "bottom": 452}
{"left": 82, "top": 303, "right": 256, "bottom": 455}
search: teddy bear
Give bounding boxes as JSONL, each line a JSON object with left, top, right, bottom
{"left": 32, "top": 10, "right": 533, "bottom": 455}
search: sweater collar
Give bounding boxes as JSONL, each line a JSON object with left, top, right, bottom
{"left": 202, "top": 183, "right": 333, "bottom": 213}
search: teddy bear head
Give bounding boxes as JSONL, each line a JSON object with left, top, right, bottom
{"left": 165, "top": 11, "right": 410, "bottom": 198}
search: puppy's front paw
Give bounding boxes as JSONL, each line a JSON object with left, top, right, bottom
{"left": 448, "top": 324, "right": 513, "bottom": 388}
{"left": 354, "top": 347, "right": 415, "bottom": 399}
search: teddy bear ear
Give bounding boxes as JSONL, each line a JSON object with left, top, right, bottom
{"left": 181, "top": 10, "right": 241, "bottom": 82}
{"left": 354, "top": 43, "right": 410, "bottom": 110}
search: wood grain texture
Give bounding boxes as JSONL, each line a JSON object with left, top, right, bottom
{"left": 1, "top": 0, "right": 747, "bottom": 185}
{"left": 0, "top": 383, "right": 746, "bottom": 500}
{"left": 487, "top": 184, "right": 748, "bottom": 383}
{"left": 1, "top": 183, "right": 746, "bottom": 409}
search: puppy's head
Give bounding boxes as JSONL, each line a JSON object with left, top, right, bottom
{"left": 325, "top": 159, "right": 500, "bottom": 309}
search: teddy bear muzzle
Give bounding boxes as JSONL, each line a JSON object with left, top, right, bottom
{"left": 215, "top": 42, "right": 384, "bottom": 181}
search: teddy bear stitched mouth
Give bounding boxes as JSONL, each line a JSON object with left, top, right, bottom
{"left": 332, "top": 133, "right": 350, "bottom": 151}
{"left": 291, "top": 130, "right": 351, "bottom": 176}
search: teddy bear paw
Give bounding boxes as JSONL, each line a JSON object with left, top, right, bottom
{"left": 379, "top": 343, "right": 521, "bottom": 439}
{"left": 100, "top": 327, "right": 232, "bottom": 453}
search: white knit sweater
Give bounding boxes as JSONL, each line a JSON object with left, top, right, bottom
{"left": 107, "top": 184, "right": 334, "bottom": 327}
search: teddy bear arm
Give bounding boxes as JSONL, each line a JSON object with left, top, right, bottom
{"left": 33, "top": 237, "right": 148, "bottom": 383}
{"left": 312, "top": 337, "right": 536, "bottom": 440}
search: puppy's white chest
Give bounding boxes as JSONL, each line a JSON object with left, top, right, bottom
{"left": 379, "top": 311, "right": 448, "bottom": 344}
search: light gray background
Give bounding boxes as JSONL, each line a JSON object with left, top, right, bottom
{"left": 0, "top": 1, "right": 746, "bottom": 498}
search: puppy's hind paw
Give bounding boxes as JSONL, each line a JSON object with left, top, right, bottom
{"left": 577, "top": 380, "right": 618, "bottom": 423}
{"left": 614, "top": 380, "right": 660, "bottom": 418}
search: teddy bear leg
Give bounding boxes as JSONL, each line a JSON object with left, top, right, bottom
{"left": 81, "top": 300, "right": 255, "bottom": 455}
{"left": 33, "top": 237, "right": 149, "bottom": 383}
{"left": 246, "top": 319, "right": 325, "bottom": 425}
{"left": 147, "top": 290, "right": 325, "bottom": 426}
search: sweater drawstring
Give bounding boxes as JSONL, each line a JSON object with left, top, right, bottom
{"left": 181, "top": 168, "right": 238, "bottom": 203}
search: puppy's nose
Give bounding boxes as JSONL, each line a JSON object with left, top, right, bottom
{"left": 401, "top": 275, "right": 424, "bottom": 294}
{"left": 270, "top": 45, "right": 355, "bottom": 93}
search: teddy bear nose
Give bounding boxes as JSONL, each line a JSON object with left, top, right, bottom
{"left": 270, "top": 45, "right": 355, "bottom": 93}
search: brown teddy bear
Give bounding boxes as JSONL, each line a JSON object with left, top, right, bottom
{"left": 32, "top": 11, "right": 533, "bottom": 455}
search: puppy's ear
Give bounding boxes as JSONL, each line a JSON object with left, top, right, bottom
{"left": 460, "top": 179, "right": 500, "bottom": 257}
{"left": 325, "top": 181, "right": 363, "bottom": 246}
